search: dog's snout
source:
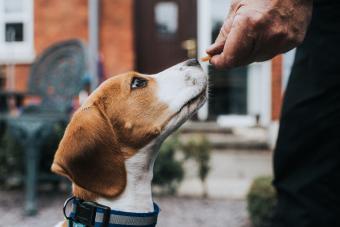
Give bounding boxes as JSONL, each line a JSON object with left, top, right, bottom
{"left": 185, "top": 58, "right": 200, "bottom": 67}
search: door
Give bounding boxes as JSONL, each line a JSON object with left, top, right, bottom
{"left": 134, "top": 0, "right": 197, "bottom": 74}
{"left": 208, "top": 21, "right": 248, "bottom": 119}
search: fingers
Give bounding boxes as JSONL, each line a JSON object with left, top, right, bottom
{"left": 215, "top": 13, "right": 234, "bottom": 43}
{"left": 210, "top": 14, "right": 256, "bottom": 69}
{"left": 205, "top": 0, "right": 312, "bottom": 69}
{"left": 206, "top": 8, "right": 235, "bottom": 56}
{"left": 206, "top": 40, "right": 225, "bottom": 56}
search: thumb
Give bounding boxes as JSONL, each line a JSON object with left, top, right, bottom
{"left": 206, "top": 40, "right": 225, "bottom": 56}
{"left": 206, "top": 11, "right": 234, "bottom": 56}
{"left": 210, "top": 15, "right": 255, "bottom": 69}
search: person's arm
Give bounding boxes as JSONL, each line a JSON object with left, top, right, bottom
{"left": 206, "top": 0, "right": 313, "bottom": 69}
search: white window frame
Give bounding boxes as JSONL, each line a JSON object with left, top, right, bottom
{"left": 0, "top": 0, "right": 35, "bottom": 64}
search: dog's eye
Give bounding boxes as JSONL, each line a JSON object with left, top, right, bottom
{"left": 131, "top": 77, "right": 147, "bottom": 89}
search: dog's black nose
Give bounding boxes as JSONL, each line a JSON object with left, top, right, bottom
{"left": 186, "top": 58, "right": 200, "bottom": 66}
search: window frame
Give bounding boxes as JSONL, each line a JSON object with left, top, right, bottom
{"left": 0, "top": 0, "right": 35, "bottom": 64}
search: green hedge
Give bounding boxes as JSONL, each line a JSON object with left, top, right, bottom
{"left": 153, "top": 135, "right": 184, "bottom": 194}
{"left": 247, "top": 176, "right": 277, "bottom": 227}
{"left": 181, "top": 134, "right": 211, "bottom": 197}
{"left": 0, "top": 131, "right": 24, "bottom": 186}
{"left": 0, "top": 122, "right": 65, "bottom": 187}
{"left": 153, "top": 133, "right": 211, "bottom": 195}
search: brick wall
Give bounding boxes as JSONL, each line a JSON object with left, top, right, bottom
{"left": 12, "top": 65, "right": 30, "bottom": 92}
{"left": 12, "top": 0, "right": 134, "bottom": 91}
{"left": 271, "top": 55, "right": 283, "bottom": 121}
{"left": 100, "top": 0, "right": 134, "bottom": 77}
{"left": 35, "top": 0, "right": 89, "bottom": 54}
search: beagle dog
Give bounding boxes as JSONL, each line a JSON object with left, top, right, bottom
{"left": 52, "top": 59, "right": 208, "bottom": 227}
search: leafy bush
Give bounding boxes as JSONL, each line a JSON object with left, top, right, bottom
{"left": 0, "top": 131, "right": 24, "bottom": 186}
{"left": 247, "top": 176, "right": 277, "bottom": 227}
{"left": 181, "top": 134, "right": 211, "bottom": 197}
{"left": 153, "top": 133, "right": 212, "bottom": 196}
{"left": 0, "top": 122, "right": 65, "bottom": 187}
{"left": 152, "top": 135, "right": 184, "bottom": 194}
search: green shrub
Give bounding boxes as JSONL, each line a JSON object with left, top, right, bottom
{"left": 247, "top": 176, "right": 277, "bottom": 227}
{"left": 0, "top": 131, "right": 24, "bottom": 186}
{"left": 153, "top": 133, "right": 212, "bottom": 196}
{"left": 152, "top": 135, "right": 184, "bottom": 194}
{"left": 0, "top": 122, "right": 65, "bottom": 187}
{"left": 181, "top": 134, "right": 211, "bottom": 197}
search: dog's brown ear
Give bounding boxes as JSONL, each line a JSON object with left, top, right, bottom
{"left": 51, "top": 105, "right": 126, "bottom": 198}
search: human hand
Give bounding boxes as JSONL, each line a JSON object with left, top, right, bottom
{"left": 206, "top": 0, "right": 313, "bottom": 69}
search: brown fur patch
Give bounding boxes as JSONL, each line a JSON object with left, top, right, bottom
{"left": 52, "top": 72, "right": 172, "bottom": 200}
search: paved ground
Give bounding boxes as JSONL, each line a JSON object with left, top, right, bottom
{"left": 0, "top": 190, "right": 250, "bottom": 227}
{"left": 178, "top": 149, "right": 272, "bottom": 199}
{"left": 177, "top": 124, "right": 273, "bottom": 199}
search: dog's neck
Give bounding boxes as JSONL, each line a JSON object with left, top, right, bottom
{"left": 96, "top": 142, "right": 159, "bottom": 213}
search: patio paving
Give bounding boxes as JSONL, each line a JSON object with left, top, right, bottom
{"left": 178, "top": 149, "right": 272, "bottom": 199}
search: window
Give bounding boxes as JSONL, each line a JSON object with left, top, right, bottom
{"left": 154, "top": 2, "right": 178, "bottom": 37}
{"left": 0, "top": 0, "right": 34, "bottom": 63}
{"left": 6, "top": 22, "right": 24, "bottom": 41}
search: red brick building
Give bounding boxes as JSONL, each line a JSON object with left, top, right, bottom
{"left": 0, "top": 0, "right": 287, "bottom": 137}
{"left": 0, "top": 0, "right": 134, "bottom": 92}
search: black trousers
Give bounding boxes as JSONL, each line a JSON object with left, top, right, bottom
{"left": 272, "top": 1, "right": 340, "bottom": 227}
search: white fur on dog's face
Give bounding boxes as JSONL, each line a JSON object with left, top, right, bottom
{"left": 154, "top": 60, "right": 208, "bottom": 113}
{"left": 153, "top": 59, "right": 208, "bottom": 137}
{"left": 98, "top": 60, "right": 208, "bottom": 213}
{"left": 52, "top": 59, "right": 208, "bottom": 218}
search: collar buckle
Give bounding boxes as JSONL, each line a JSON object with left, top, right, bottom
{"left": 74, "top": 201, "right": 97, "bottom": 226}
{"left": 93, "top": 203, "right": 111, "bottom": 226}
{"left": 73, "top": 200, "right": 111, "bottom": 227}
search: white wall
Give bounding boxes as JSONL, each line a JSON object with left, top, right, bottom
{"left": 282, "top": 49, "right": 296, "bottom": 90}
{"left": 247, "top": 62, "right": 272, "bottom": 127}
{"left": 0, "top": 0, "right": 35, "bottom": 64}
{"left": 197, "top": 0, "right": 211, "bottom": 121}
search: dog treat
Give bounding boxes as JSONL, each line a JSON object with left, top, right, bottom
{"left": 200, "top": 55, "right": 212, "bottom": 62}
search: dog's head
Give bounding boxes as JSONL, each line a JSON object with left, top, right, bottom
{"left": 51, "top": 59, "right": 207, "bottom": 199}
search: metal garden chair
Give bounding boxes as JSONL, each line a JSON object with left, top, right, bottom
{"left": 6, "top": 39, "right": 87, "bottom": 215}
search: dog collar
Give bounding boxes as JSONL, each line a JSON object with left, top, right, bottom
{"left": 63, "top": 196, "right": 160, "bottom": 227}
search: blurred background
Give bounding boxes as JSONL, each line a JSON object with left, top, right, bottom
{"left": 0, "top": 0, "right": 295, "bottom": 226}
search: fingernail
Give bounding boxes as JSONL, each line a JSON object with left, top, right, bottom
{"left": 206, "top": 44, "right": 216, "bottom": 53}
